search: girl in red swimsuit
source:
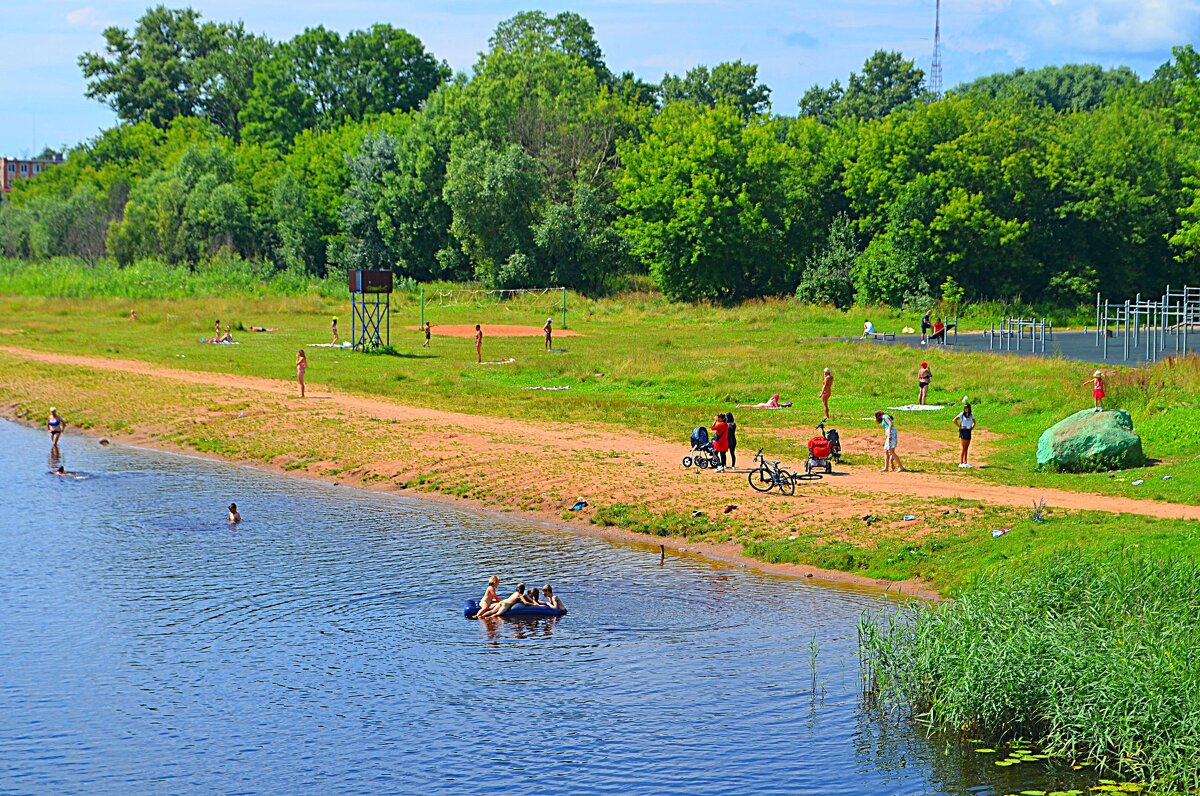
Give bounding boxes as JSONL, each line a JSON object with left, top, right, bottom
{"left": 1084, "top": 370, "right": 1105, "bottom": 412}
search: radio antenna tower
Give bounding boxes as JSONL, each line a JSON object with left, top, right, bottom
{"left": 930, "top": 0, "right": 944, "bottom": 98}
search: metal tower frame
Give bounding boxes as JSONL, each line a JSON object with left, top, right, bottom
{"left": 931, "top": 0, "right": 944, "bottom": 98}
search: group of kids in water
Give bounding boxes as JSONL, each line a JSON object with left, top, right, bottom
{"left": 473, "top": 576, "right": 566, "bottom": 619}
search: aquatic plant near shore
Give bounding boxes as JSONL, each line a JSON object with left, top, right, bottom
{"left": 859, "top": 550, "right": 1200, "bottom": 791}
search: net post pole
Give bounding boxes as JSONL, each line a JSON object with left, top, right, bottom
{"left": 1095, "top": 292, "right": 1100, "bottom": 346}
{"left": 561, "top": 287, "right": 567, "bottom": 330}
{"left": 386, "top": 292, "right": 390, "bottom": 348}
{"left": 420, "top": 286, "right": 425, "bottom": 330}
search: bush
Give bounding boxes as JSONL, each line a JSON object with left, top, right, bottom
{"left": 795, "top": 213, "right": 857, "bottom": 309}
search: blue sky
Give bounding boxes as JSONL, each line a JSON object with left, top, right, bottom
{"left": 3, "top": 0, "right": 1199, "bottom": 156}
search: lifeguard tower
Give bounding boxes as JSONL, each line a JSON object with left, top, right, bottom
{"left": 348, "top": 269, "right": 392, "bottom": 350}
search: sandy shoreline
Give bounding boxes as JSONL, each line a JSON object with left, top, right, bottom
{"left": 5, "top": 411, "right": 941, "bottom": 601}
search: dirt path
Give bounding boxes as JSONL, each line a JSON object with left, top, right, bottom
{"left": 4, "top": 345, "right": 1198, "bottom": 524}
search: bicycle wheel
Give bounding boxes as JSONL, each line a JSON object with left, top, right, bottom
{"left": 777, "top": 470, "right": 796, "bottom": 496}
{"left": 748, "top": 467, "right": 773, "bottom": 492}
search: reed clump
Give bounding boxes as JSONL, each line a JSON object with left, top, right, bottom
{"left": 860, "top": 550, "right": 1200, "bottom": 791}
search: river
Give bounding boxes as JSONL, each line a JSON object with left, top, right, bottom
{"left": 0, "top": 420, "right": 1094, "bottom": 795}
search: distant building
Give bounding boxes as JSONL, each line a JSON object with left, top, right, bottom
{"left": 1, "top": 153, "right": 65, "bottom": 195}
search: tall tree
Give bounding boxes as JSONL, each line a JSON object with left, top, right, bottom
{"left": 616, "top": 103, "right": 795, "bottom": 301}
{"left": 488, "top": 11, "right": 611, "bottom": 83}
{"left": 659, "top": 61, "right": 771, "bottom": 119}
{"left": 240, "top": 25, "right": 448, "bottom": 150}
{"left": 79, "top": 5, "right": 269, "bottom": 139}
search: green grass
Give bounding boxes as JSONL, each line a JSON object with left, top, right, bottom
{"left": 859, "top": 550, "right": 1200, "bottom": 791}
{"left": 0, "top": 266, "right": 1194, "bottom": 506}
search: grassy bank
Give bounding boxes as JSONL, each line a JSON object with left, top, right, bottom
{"left": 0, "top": 268, "right": 1196, "bottom": 504}
{"left": 859, "top": 550, "right": 1200, "bottom": 790}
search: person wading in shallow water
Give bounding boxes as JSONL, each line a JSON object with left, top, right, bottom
{"left": 228, "top": 503, "right": 242, "bottom": 524}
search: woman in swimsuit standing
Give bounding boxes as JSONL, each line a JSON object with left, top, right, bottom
{"left": 820, "top": 367, "right": 833, "bottom": 420}
{"left": 47, "top": 407, "right": 64, "bottom": 450}
{"left": 917, "top": 361, "right": 932, "bottom": 405}
{"left": 475, "top": 325, "right": 483, "bottom": 363}
{"left": 295, "top": 349, "right": 307, "bottom": 398}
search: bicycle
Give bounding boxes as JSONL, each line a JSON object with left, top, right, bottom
{"left": 747, "top": 449, "right": 795, "bottom": 496}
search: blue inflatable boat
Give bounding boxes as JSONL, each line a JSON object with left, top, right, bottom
{"left": 463, "top": 599, "right": 567, "bottom": 619}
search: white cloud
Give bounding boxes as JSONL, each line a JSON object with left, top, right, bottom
{"left": 65, "top": 7, "right": 111, "bottom": 28}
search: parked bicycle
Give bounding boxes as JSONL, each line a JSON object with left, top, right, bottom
{"left": 747, "top": 449, "right": 795, "bottom": 496}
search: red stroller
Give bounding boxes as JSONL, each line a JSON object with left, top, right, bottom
{"left": 805, "top": 420, "right": 841, "bottom": 475}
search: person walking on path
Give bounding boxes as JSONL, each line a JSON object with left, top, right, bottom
{"left": 917, "top": 361, "right": 933, "bottom": 405}
{"left": 47, "top": 407, "right": 64, "bottom": 450}
{"left": 475, "top": 325, "right": 483, "bottom": 363}
{"left": 331, "top": 316, "right": 339, "bottom": 345}
{"left": 725, "top": 411, "right": 738, "bottom": 469}
{"left": 423, "top": 322, "right": 432, "bottom": 348}
{"left": 543, "top": 317, "right": 553, "bottom": 350}
{"left": 954, "top": 401, "right": 975, "bottom": 468}
{"left": 875, "top": 410, "right": 905, "bottom": 472}
{"left": 920, "top": 310, "right": 932, "bottom": 344}
{"left": 295, "top": 349, "right": 307, "bottom": 398}
{"left": 820, "top": 367, "right": 833, "bottom": 420}
{"left": 711, "top": 413, "right": 730, "bottom": 472}
{"left": 1084, "top": 370, "right": 1106, "bottom": 412}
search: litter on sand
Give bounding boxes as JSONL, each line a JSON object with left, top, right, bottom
{"left": 691, "top": 510, "right": 704, "bottom": 518}
{"left": 569, "top": 500, "right": 588, "bottom": 511}
{"left": 992, "top": 528, "right": 1010, "bottom": 538}
{"left": 902, "top": 515, "right": 917, "bottom": 521}
{"left": 1162, "top": 475, "right": 1174, "bottom": 480}
{"left": 889, "top": 404, "right": 945, "bottom": 411}
{"left": 1132, "top": 479, "right": 1145, "bottom": 486}
{"left": 524, "top": 385, "right": 570, "bottom": 391}
{"left": 724, "top": 504, "right": 738, "bottom": 514}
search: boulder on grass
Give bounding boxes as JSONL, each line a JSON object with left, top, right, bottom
{"left": 1036, "top": 409, "right": 1145, "bottom": 472}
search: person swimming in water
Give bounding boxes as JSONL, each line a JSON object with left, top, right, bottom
{"left": 228, "top": 503, "right": 241, "bottom": 524}
{"left": 542, "top": 584, "right": 565, "bottom": 612}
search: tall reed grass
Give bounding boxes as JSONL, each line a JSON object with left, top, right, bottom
{"left": 0, "top": 257, "right": 344, "bottom": 300}
{"left": 859, "top": 550, "right": 1200, "bottom": 790}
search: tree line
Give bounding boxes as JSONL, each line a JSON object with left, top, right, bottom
{"left": 3, "top": 4, "right": 1200, "bottom": 306}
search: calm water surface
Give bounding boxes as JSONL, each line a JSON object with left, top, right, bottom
{"left": 0, "top": 421, "right": 1092, "bottom": 795}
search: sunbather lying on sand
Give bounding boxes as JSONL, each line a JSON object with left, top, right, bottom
{"left": 737, "top": 393, "right": 793, "bottom": 409}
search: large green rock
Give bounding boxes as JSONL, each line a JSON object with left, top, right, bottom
{"left": 1036, "top": 408, "right": 1145, "bottom": 472}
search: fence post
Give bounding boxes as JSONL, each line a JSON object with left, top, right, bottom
{"left": 1095, "top": 292, "right": 1101, "bottom": 346}
{"left": 1124, "top": 301, "right": 1130, "bottom": 361}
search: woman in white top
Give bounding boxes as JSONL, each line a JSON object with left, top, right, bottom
{"left": 954, "top": 402, "right": 975, "bottom": 468}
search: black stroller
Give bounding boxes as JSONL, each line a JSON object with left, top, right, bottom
{"left": 683, "top": 426, "right": 722, "bottom": 470}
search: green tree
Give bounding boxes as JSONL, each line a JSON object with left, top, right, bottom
{"left": 240, "top": 25, "right": 448, "bottom": 150}
{"left": 488, "top": 11, "right": 611, "bottom": 83}
{"left": 616, "top": 103, "right": 795, "bottom": 301}
{"left": 795, "top": 213, "right": 858, "bottom": 308}
{"left": 954, "top": 64, "right": 1139, "bottom": 112}
{"left": 841, "top": 50, "right": 925, "bottom": 120}
{"left": 79, "top": 5, "right": 269, "bottom": 138}
{"left": 443, "top": 140, "right": 544, "bottom": 287}
{"left": 659, "top": 61, "right": 771, "bottom": 118}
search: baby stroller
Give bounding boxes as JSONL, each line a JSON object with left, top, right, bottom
{"left": 683, "top": 427, "right": 722, "bottom": 470}
{"left": 805, "top": 420, "right": 842, "bottom": 475}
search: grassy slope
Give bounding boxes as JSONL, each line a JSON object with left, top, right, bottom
{"left": 2, "top": 286, "right": 1198, "bottom": 594}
